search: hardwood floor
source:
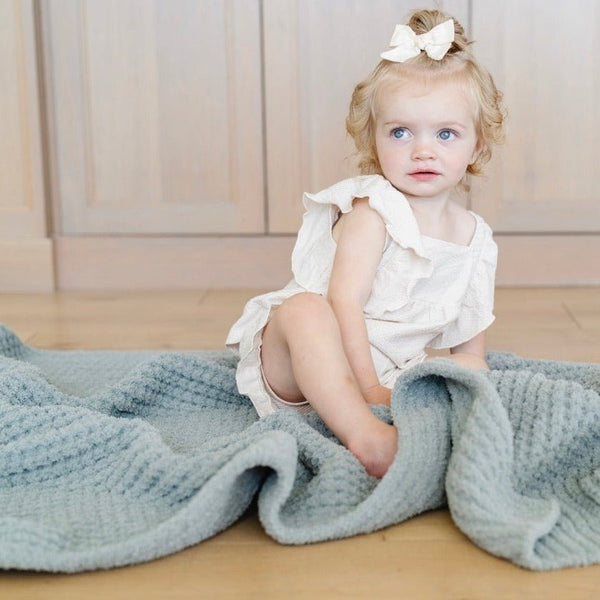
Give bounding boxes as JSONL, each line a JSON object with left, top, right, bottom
{"left": 1, "top": 287, "right": 600, "bottom": 599}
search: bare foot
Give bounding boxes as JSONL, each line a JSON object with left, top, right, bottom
{"left": 347, "top": 421, "right": 398, "bottom": 478}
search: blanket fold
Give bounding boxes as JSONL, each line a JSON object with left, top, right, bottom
{"left": 0, "top": 324, "right": 599, "bottom": 572}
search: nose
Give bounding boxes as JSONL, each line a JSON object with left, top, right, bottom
{"left": 411, "top": 138, "right": 436, "bottom": 161}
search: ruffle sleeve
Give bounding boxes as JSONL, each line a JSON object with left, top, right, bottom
{"left": 428, "top": 227, "right": 498, "bottom": 349}
{"left": 291, "top": 175, "right": 433, "bottom": 290}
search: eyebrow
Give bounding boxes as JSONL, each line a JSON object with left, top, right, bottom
{"left": 382, "top": 120, "right": 468, "bottom": 131}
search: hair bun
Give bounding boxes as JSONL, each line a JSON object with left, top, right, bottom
{"left": 407, "top": 9, "right": 471, "bottom": 54}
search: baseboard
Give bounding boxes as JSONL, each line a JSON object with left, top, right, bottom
{"left": 0, "top": 239, "right": 55, "bottom": 292}
{"left": 55, "top": 236, "right": 296, "bottom": 290}
{"left": 495, "top": 234, "right": 599, "bottom": 286}
{"left": 53, "top": 234, "right": 599, "bottom": 290}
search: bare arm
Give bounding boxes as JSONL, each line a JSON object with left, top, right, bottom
{"left": 327, "top": 197, "right": 387, "bottom": 399}
{"left": 449, "top": 330, "right": 489, "bottom": 370}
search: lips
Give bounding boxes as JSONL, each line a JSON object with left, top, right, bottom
{"left": 409, "top": 170, "right": 440, "bottom": 181}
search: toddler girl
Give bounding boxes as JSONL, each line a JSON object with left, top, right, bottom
{"left": 226, "top": 9, "right": 505, "bottom": 478}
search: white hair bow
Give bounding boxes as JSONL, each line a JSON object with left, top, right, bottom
{"left": 380, "top": 19, "right": 455, "bottom": 62}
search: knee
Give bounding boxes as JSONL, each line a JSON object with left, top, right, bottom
{"left": 276, "top": 292, "right": 333, "bottom": 326}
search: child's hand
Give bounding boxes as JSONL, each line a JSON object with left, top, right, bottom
{"left": 363, "top": 384, "right": 392, "bottom": 407}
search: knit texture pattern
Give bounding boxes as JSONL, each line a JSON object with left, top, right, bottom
{"left": 1, "top": 324, "right": 599, "bottom": 572}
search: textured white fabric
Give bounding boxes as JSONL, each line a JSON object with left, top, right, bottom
{"left": 226, "top": 174, "right": 497, "bottom": 417}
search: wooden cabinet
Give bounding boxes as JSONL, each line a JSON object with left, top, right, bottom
{"left": 0, "top": 0, "right": 597, "bottom": 290}
{"left": 41, "top": 0, "right": 264, "bottom": 235}
{"left": 471, "top": 0, "right": 600, "bottom": 232}
{"left": 0, "top": 0, "right": 53, "bottom": 291}
{"left": 470, "top": 0, "right": 600, "bottom": 285}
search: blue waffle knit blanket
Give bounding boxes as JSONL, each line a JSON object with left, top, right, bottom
{"left": 1, "top": 324, "right": 599, "bottom": 572}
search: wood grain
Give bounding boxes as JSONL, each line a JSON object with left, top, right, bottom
{"left": 1, "top": 287, "right": 599, "bottom": 598}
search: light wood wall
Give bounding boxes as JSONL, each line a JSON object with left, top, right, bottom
{"left": 1, "top": 0, "right": 598, "bottom": 291}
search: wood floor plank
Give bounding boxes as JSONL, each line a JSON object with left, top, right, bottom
{"left": 1, "top": 288, "right": 600, "bottom": 598}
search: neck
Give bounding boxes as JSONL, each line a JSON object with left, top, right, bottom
{"left": 405, "top": 192, "right": 453, "bottom": 222}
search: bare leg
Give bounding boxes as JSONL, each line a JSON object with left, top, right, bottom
{"left": 261, "top": 292, "right": 397, "bottom": 478}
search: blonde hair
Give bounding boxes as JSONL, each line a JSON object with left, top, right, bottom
{"left": 346, "top": 9, "right": 505, "bottom": 192}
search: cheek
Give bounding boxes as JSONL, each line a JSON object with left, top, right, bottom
{"left": 376, "top": 147, "right": 395, "bottom": 177}
{"left": 374, "top": 137, "right": 387, "bottom": 168}
{"left": 375, "top": 137, "right": 398, "bottom": 168}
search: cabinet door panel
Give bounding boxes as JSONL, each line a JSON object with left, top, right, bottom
{"left": 0, "top": 0, "right": 46, "bottom": 238}
{"left": 471, "top": 0, "right": 600, "bottom": 232}
{"left": 43, "top": 0, "right": 264, "bottom": 234}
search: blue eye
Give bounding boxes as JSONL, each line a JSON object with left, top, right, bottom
{"left": 438, "top": 129, "right": 456, "bottom": 141}
{"left": 392, "top": 127, "right": 408, "bottom": 139}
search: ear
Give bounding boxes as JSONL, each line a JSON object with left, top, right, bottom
{"left": 470, "top": 139, "right": 484, "bottom": 165}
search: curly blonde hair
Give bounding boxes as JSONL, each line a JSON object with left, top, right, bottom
{"left": 346, "top": 9, "right": 505, "bottom": 192}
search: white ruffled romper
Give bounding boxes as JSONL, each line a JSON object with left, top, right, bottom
{"left": 226, "top": 174, "right": 498, "bottom": 418}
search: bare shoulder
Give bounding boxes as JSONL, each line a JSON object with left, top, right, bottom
{"left": 332, "top": 197, "right": 386, "bottom": 244}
